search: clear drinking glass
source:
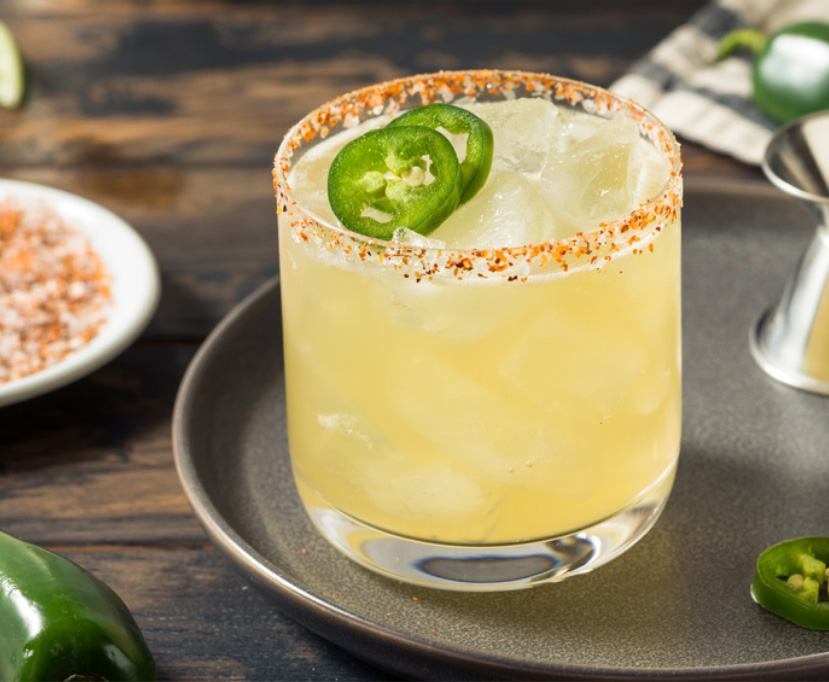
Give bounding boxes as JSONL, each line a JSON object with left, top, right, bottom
{"left": 274, "top": 70, "right": 683, "bottom": 591}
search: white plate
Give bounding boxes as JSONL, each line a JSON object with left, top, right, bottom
{"left": 0, "top": 178, "right": 160, "bottom": 407}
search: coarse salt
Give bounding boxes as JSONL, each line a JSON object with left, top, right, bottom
{"left": 0, "top": 198, "right": 111, "bottom": 384}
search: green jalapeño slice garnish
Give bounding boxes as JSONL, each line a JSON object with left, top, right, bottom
{"left": 751, "top": 537, "right": 829, "bottom": 630}
{"left": 388, "top": 103, "right": 494, "bottom": 204}
{"left": 328, "top": 125, "right": 461, "bottom": 239}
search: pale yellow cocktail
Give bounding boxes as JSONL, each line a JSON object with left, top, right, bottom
{"left": 274, "top": 70, "right": 682, "bottom": 589}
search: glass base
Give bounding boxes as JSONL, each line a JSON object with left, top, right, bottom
{"left": 301, "top": 462, "right": 676, "bottom": 591}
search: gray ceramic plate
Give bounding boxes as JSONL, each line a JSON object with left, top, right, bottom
{"left": 173, "top": 181, "right": 829, "bottom": 681}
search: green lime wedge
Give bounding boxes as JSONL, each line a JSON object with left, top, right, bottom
{"left": 0, "top": 20, "right": 24, "bottom": 109}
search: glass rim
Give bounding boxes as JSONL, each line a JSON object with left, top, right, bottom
{"left": 274, "top": 69, "right": 682, "bottom": 278}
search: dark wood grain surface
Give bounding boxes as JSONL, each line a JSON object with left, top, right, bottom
{"left": 0, "top": 2, "right": 764, "bottom": 679}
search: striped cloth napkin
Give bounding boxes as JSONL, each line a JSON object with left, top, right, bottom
{"left": 611, "top": 0, "right": 829, "bottom": 165}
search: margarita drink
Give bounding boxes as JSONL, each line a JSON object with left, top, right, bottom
{"left": 274, "top": 71, "right": 682, "bottom": 588}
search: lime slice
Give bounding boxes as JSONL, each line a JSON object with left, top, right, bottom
{"left": 0, "top": 20, "right": 24, "bottom": 109}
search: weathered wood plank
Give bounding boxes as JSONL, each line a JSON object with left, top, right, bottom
{"left": 0, "top": 344, "right": 205, "bottom": 543}
{"left": 49, "top": 547, "right": 393, "bottom": 681}
{"left": 1, "top": 1, "right": 708, "bottom": 168}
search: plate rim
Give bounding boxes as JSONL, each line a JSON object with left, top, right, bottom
{"left": 0, "top": 178, "right": 161, "bottom": 407}
{"left": 172, "top": 180, "right": 829, "bottom": 680}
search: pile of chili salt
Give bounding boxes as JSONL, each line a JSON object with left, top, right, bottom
{"left": 0, "top": 198, "right": 111, "bottom": 384}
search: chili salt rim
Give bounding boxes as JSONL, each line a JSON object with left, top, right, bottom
{"left": 273, "top": 69, "right": 682, "bottom": 281}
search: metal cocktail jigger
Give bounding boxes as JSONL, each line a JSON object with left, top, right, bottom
{"left": 750, "top": 110, "right": 829, "bottom": 394}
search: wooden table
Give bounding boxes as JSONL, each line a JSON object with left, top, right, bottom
{"left": 0, "top": 2, "right": 764, "bottom": 679}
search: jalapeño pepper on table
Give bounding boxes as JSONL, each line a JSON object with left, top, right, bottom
{"left": 751, "top": 537, "right": 829, "bottom": 630}
{"left": 720, "top": 21, "right": 829, "bottom": 124}
{"left": 0, "top": 529, "right": 157, "bottom": 681}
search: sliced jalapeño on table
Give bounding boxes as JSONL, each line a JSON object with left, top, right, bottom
{"left": 751, "top": 536, "right": 829, "bottom": 630}
{"left": 327, "top": 103, "right": 493, "bottom": 239}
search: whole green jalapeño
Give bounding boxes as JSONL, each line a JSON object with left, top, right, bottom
{"left": 0, "top": 529, "right": 157, "bottom": 681}
{"left": 719, "top": 21, "right": 829, "bottom": 124}
{"left": 751, "top": 537, "right": 829, "bottom": 630}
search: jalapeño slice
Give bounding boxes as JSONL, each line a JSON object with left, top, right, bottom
{"left": 327, "top": 125, "right": 461, "bottom": 239}
{"left": 751, "top": 536, "right": 829, "bottom": 630}
{"left": 388, "top": 102, "right": 493, "bottom": 203}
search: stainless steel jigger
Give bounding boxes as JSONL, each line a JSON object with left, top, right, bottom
{"left": 750, "top": 110, "right": 829, "bottom": 394}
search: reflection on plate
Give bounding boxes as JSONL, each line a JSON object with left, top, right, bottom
{"left": 0, "top": 179, "right": 160, "bottom": 407}
{"left": 173, "top": 181, "right": 829, "bottom": 680}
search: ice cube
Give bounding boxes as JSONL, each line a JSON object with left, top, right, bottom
{"left": 628, "top": 137, "right": 669, "bottom": 205}
{"left": 540, "top": 114, "right": 651, "bottom": 228}
{"left": 500, "top": 307, "right": 649, "bottom": 421}
{"left": 288, "top": 151, "right": 337, "bottom": 223}
{"left": 318, "top": 413, "right": 376, "bottom": 449}
{"left": 558, "top": 110, "right": 606, "bottom": 144}
{"left": 364, "top": 463, "right": 490, "bottom": 519}
{"left": 465, "top": 98, "right": 561, "bottom": 177}
{"left": 373, "top": 277, "right": 516, "bottom": 341}
{"left": 626, "top": 369, "right": 674, "bottom": 416}
{"left": 389, "top": 352, "right": 550, "bottom": 480}
{"left": 431, "top": 170, "right": 567, "bottom": 248}
{"left": 390, "top": 226, "right": 446, "bottom": 249}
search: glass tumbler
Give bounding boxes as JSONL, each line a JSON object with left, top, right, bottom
{"left": 273, "top": 70, "right": 683, "bottom": 591}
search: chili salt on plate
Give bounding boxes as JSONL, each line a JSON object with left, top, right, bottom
{"left": 0, "top": 179, "right": 160, "bottom": 407}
